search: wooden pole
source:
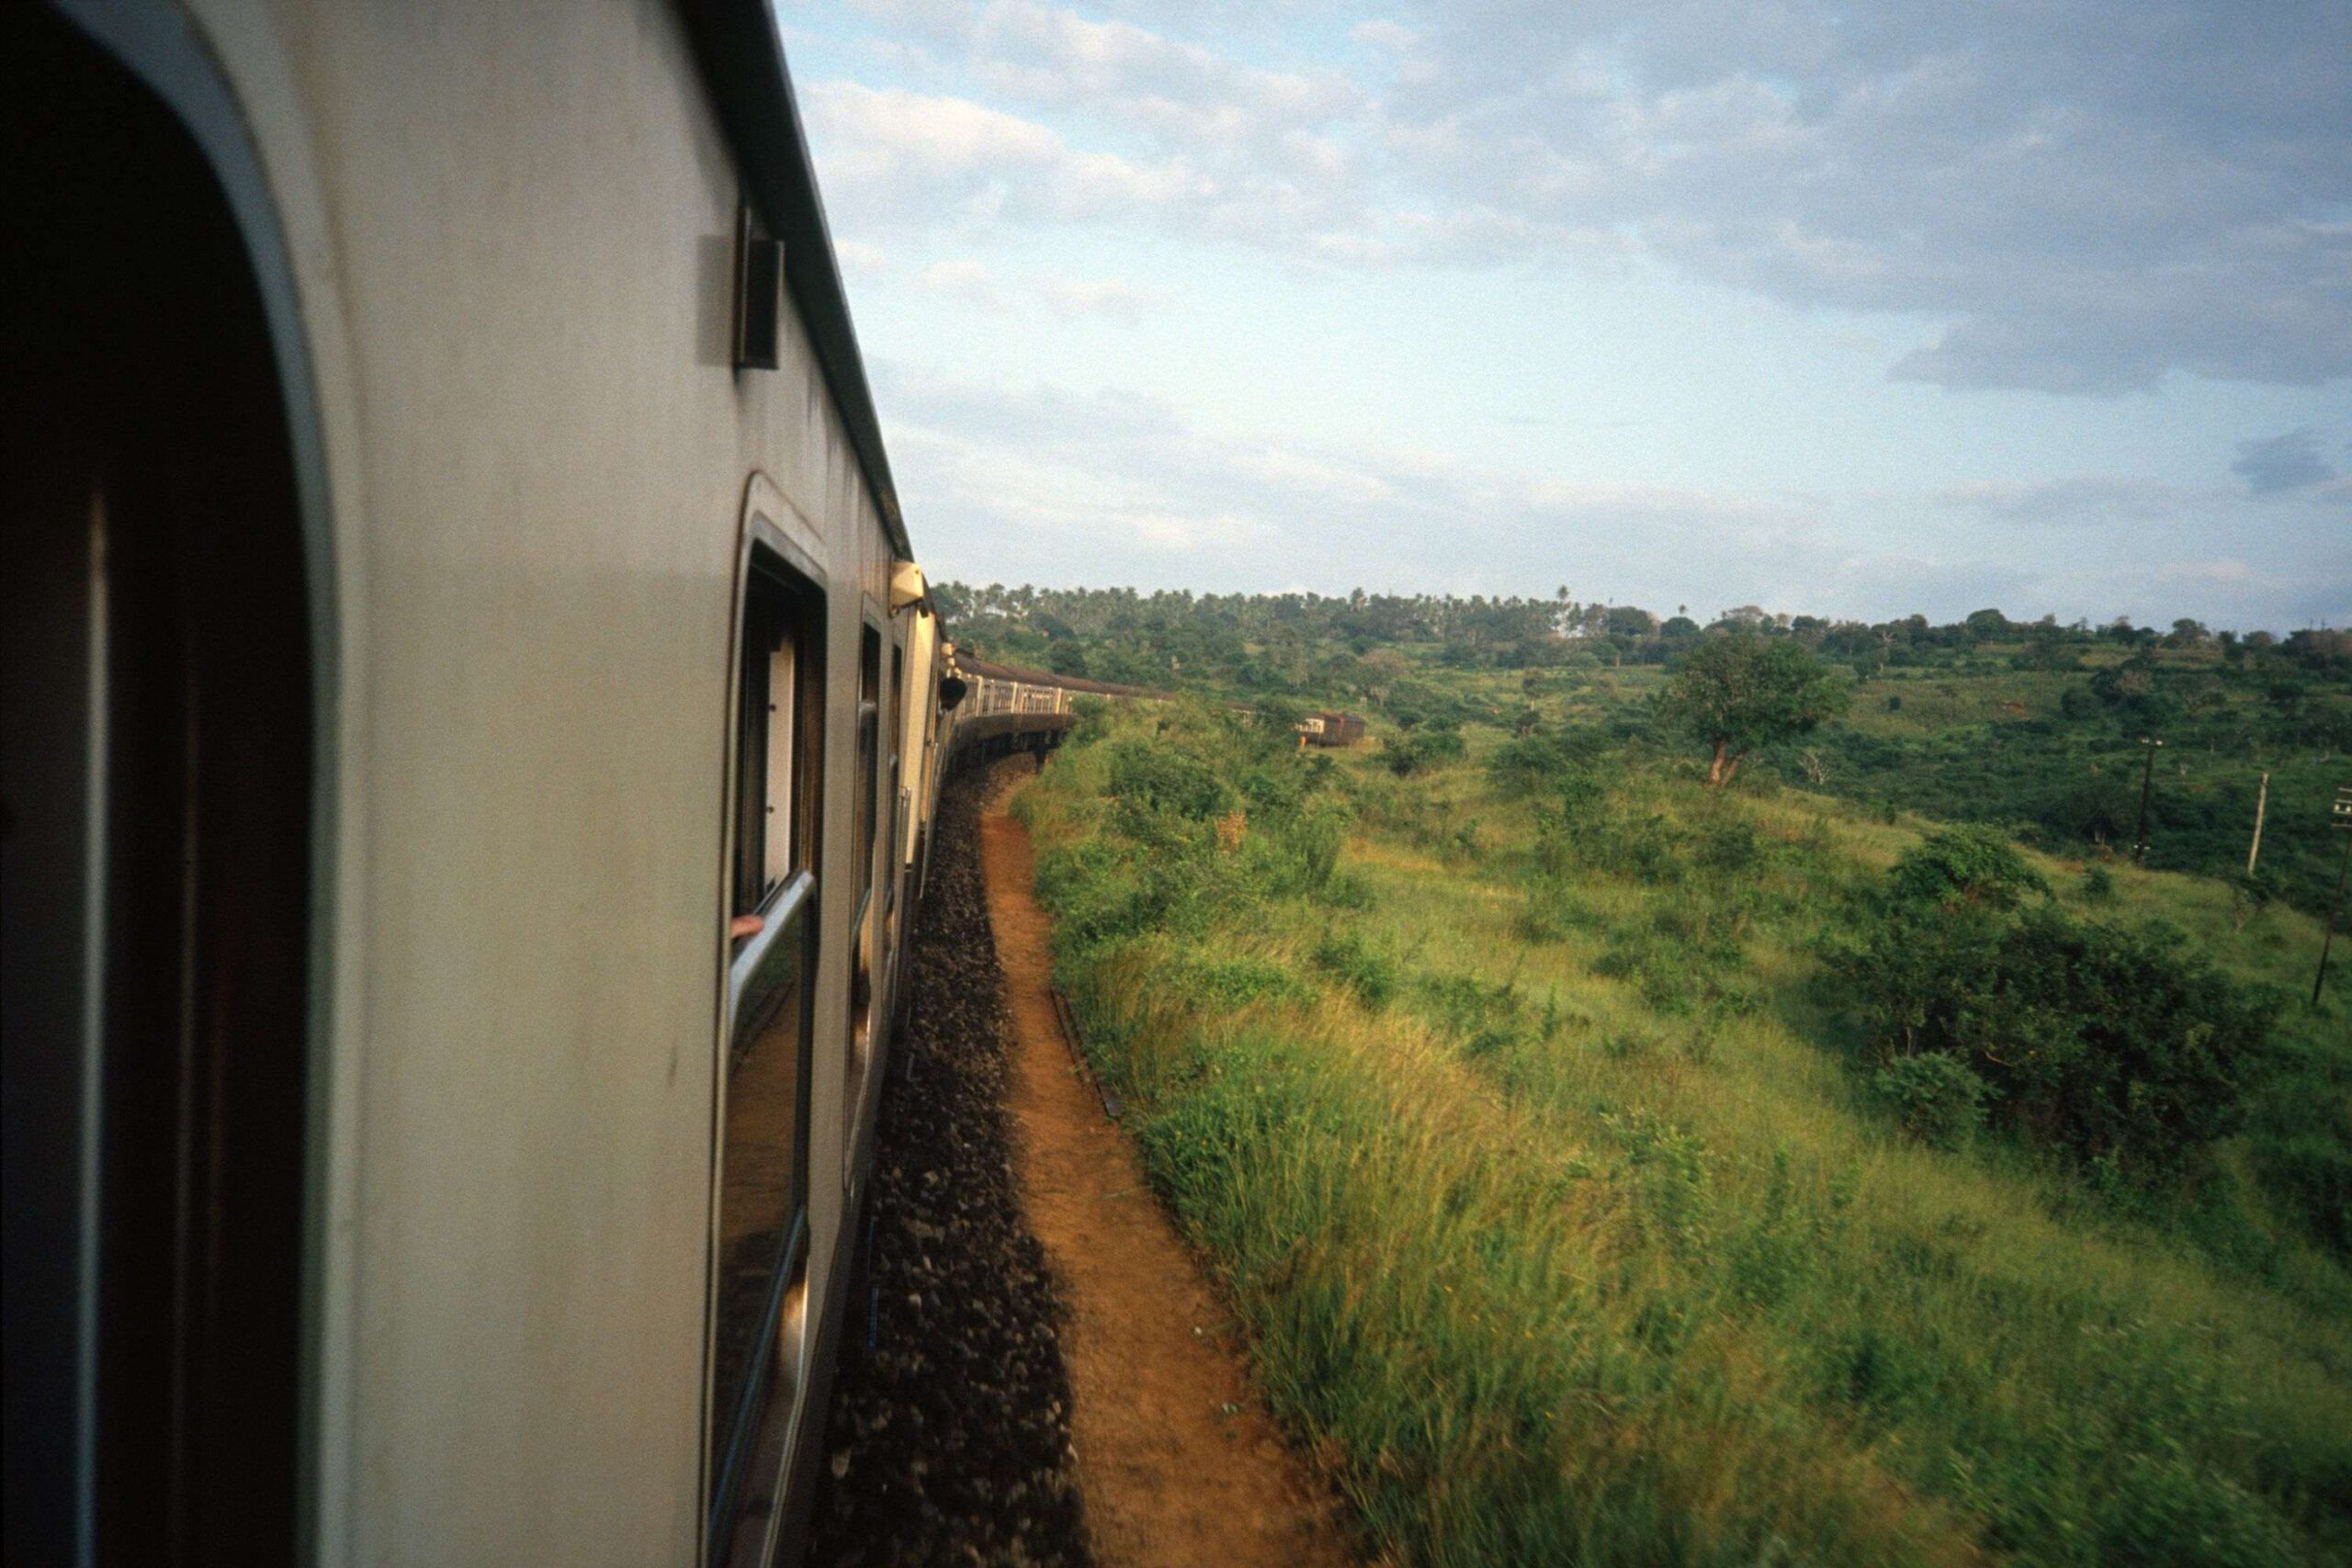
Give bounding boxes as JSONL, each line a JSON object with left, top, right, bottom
{"left": 2247, "top": 771, "right": 2269, "bottom": 875}
{"left": 2132, "top": 737, "right": 2162, "bottom": 865}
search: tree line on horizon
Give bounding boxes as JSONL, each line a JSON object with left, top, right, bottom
{"left": 933, "top": 580, "right": 2350, "bottom": 690}
{"left": 938, "top": 579, "right": 2352, "bottom": 923}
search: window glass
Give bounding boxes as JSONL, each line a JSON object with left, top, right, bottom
{"left": 887, "top": 640, "right": 905, "bottom": 906}
{"left": 708, "top": 552, "right": 823, "bottom": 1567}
{"left": 763, "top": 639, "right": 795, "bottom": 888}
{"left": 846, "top": 625, "right": 881, "bottom": 1133}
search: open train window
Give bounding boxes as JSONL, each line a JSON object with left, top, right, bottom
{"left": 845, "top": 624, "right": 883, "bottom": 1134}
{"left": 886, "top": 639, "right": 906, "bottom": 914}
{"left": 707, "top": 546, "right": 824, "bottom": 1568}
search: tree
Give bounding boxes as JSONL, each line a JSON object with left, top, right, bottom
{"left": 1657, "top": 633, "right": 1847, "bottom": 786}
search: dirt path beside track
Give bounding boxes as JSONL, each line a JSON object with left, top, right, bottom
{"left": 979, "top": 776, "right": 1356, "bottom": 1568}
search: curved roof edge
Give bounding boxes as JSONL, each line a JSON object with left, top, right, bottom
{"left": 678, "top": 0, "right": 909, "bottom": 558}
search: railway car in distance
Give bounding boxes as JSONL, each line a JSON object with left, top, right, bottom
{"left": 1299, "top": 712, "right": 1368, "bottom": 748}
{"left": 3, "top": 5, "right": 980, "bottom": 1564}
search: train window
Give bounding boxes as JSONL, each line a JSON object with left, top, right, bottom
{"left": 847, "top": 624, "right": 882, "bottom": 1107}
{"left": 886, "top": 640, "right": 905, "bottom": 912}
{"left": 707, "top": 548, "right": 824, "bottom": 1567}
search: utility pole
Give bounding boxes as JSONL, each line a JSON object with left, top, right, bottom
{"left": 2132, "top": 736, "right": 2165, "bottom": 866}
{"left": 2316, "top": 785, "right": 2352, "bottom": 1009}
{"left": 2247, "top": 772, "right": 2270, "bottom": 875}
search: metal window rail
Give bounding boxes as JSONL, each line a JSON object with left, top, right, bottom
{"left": 708, "top": 868, "right": 817, "bottom": 1560}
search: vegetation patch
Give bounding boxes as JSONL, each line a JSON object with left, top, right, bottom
{"left": 1015, "top": 694, "right": 2351, "bottom": 1568}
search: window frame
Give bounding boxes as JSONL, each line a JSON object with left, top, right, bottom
{"left": 706, "top": 513, "right": 828, "bottom": 1568}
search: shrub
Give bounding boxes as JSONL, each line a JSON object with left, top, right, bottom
{"left": 1309, "top": 928, "right": 1397, "bottom": 1010}
{"left": 2251, "top": 1131, "right": 2352, "bottom": 1254}
{"left": 1887, "top": 826, "right": 2050, "bottom": 911}
{"left": 1106, "top": 736, "right": 1230, "bottom": 819}
{"left": 1514, "top": 877, "right": 1594, "bottom": 943}
{"left": 1167, "top": 950, "right": 1317, "bottom": 1010}
{"left": 1244, "top": 799, "right": 1351, "bottom": 897}
{"left": 2080, "top": 863, "right": 2116, "bottom": 904}
{"left": 1842, "top": 899, "right": 2277, "bottom": 1177}
{"left": 1870, "top": 1053, "right": 1990, "bottom": 1147}
{"left": 1384, "top": 724, "right": 1466, "bottom": 776}
{"left": 1696, "top": 817, "right": 1762, "bottom": 874}
{"left": 2230, "top": 869, "right": 2277, "bottom": 931}
{"left": 1487, "top": 725, "right": 1611, "bottom": 798}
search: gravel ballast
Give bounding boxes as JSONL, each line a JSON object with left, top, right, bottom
{"left": 807, "top": 760, "right": 1092, "bottom": 1568}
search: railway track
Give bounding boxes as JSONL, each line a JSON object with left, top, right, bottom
{"left": 810, "top": 757, "right": 1356, "bottom": 1568}
{"left": 808, "top": 760, "right": 1092, "bottom": 1567}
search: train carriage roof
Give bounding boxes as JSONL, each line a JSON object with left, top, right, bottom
{"left": 678, "top": 0, "right": 908, "bottom": 557}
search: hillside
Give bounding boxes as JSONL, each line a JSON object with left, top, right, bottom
{"left": 937, "top": 584, "right": 2352, "bottom": 919}
{"left": 1012, "top": 691, "right": 2350, "bottom": 1565}
{"left": 945, "top": 582, "right": 2352, "bottom": 1563}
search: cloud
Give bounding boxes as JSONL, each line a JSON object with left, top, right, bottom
{"left": 1351, "top": 20, "right": 1419, "bottom": 52}
{"left": 800, "top": 81, "right": 1216, "bottom": 231}
{"left": 872, "top": 358, "right": 2350, "bottom": 625}
{"left": 1033, "top": 274, "right": 1168, "bottom": 322}
{"left": 2233, "top": 428, "right": 2337, "bottom": 495}
{"left": 1937, "top": 477, "right": 2209, "bottom": 525}
{"left": 912, "top": 255, "right": 1170, "bottom": 321}
{"left": 1379, "top": 0, "right": 2352, "bottom": 391}
{"left": 875, "top": 364, "right": 2039, "bottom": 615}
{"left": 833, "top": 239, "right": 891, "bottom": 276}
{"left": 810, "top": 0, "right": 1372, "bottom": 247}
{"left": 812, "top": 0, "right": 2352, "bottom": 393}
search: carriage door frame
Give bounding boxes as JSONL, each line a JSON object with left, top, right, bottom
{"left": 4, "top": 11, "right": 330, "bottom": 1565}
{"left": 705, "top": 485, "right": 828, "bottom": 1568}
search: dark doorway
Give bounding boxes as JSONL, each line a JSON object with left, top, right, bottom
{"left": 4, "top": 12, "right": 318, "bottom": 1566}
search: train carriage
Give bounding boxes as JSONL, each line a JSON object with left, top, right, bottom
{"left": 3, "top": 5, "right": 968, "bottom": 1563}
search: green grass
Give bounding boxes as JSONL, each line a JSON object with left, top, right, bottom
{"left": 1017, "top": 700, "right": 2352, "bottom": 1567}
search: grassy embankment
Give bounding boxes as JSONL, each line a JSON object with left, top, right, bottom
{"left": 1014, "top": 698, "right": 2352, "bottom": 1567}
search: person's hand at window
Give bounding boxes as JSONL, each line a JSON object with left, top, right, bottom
{"left": 729, "top": 914, "right": 764, "bottom": 942}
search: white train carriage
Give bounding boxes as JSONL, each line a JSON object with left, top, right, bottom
{"left": 2, "top": 5, "right": 963, "bottom": 1563}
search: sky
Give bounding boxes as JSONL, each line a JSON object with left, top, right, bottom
{"left": 776, "top": 0, "right": 2351, "bottom": 630}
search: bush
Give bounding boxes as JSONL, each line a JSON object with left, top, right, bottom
{"left": 1486, "top": 724, "right": 1610, "bottom": 797}
{"left": 1384, "top": 724, "right": 1466, "bottom": 776}
{"left": 1887, "top": 826, "right": 2049, "bottom": 911}
{"left": 1167, "top": 950, "right": 1317, "bottom": 1010}
{"left": 1842, "top": 897, "right": 2278, "bottom": 1178}
{"left": 1309, "top": 928, "right": 1397, "bottom": 1010}
{"left": 2251, "top": 1131, "right": 2352, "bottom": 1254}
{"left": 1107, "top": 736, "right": 1231, "bottom": 819}
{"left": 2230, "top": 869, "right": 2277, "bottom": 931}
{"left": 1514, "top": 876, "right": 1594, "bottom": 943}
{"left": 2080, "top": 863, "right": 2116, "bottom": 904}
{"left": 1869, "top": 1053, "right": 1989, "bottom": 1147}
{"left": 1696, "top": 817, "right": 1762, "bottom": 874}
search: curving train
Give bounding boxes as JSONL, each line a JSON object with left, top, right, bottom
{"left": 3, "top": 5, "right": 1065, "bottom": 1564}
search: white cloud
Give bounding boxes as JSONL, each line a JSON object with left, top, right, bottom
{"left": 833, "top": 239, "right": 892, "bottom": 276}
{"left": 1937, "top": 477, "right": 2211, "bottom": 526}
{"left": 800, "top": 81, "right": 1216, "bottom": 231}
{"left": 1374, "top": 0, "right": 2352, "bottom": 391}
{"left": 910, "top": 255, "right": 1170, "bottom": 321}
{"left": 813, "top": 0, "right": 2351, "bottom": 392}
{"left": 1350, "top": 19, "right": 1419, "bottom": 52}
{"left": 874, "top": 360, "right": 2350, "bottom": 626}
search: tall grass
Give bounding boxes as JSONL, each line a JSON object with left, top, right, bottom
{"left": 1017, "top": 702, "right": 2352, "bottom": 1566}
